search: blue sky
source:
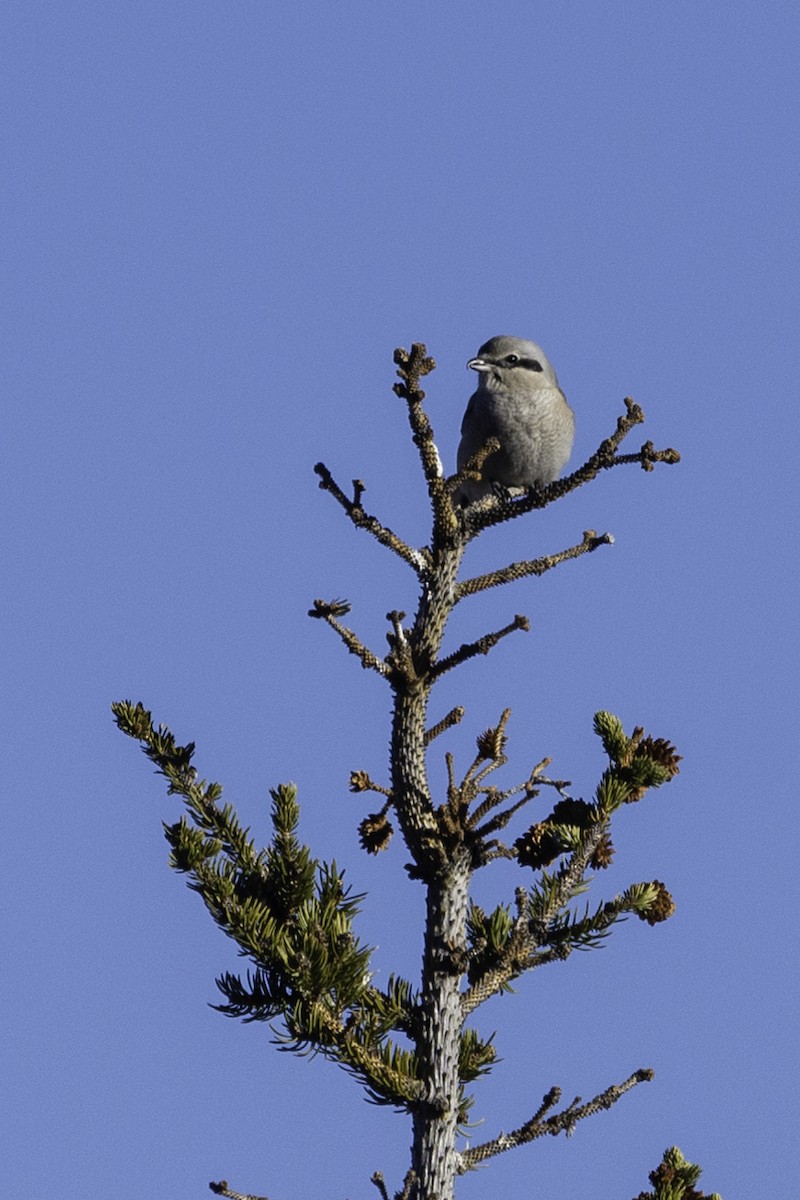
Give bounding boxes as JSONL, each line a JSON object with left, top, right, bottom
{"left": 3, "top": 3, "right": 798, "bottom": 1197}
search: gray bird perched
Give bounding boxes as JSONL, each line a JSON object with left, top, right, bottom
{"left": 455, "top": 335, "right": 575, "bottom": 505}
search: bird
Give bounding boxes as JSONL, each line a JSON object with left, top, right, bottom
{"left": 455, "top": 335, "right": 575, "bottom": 505}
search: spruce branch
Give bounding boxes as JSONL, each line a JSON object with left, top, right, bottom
{"left": 314, "top": 461, "right": 429, "bottom": 574}
{"left": 462, "top": 808, "right": 623, "bottom": 1015}
{"left": 362, "top": 974, "right": 421, "bottom": 1039}
{"left": 458, "top": 1068, "right": 653, "bottom": 1172}
{"left": 342, "top": 1036, "right": 426, "bottom": 1108}
{"left": 633, "top": 1146, "right": 723, "bottom": 1200}
{"left": 531, "top": 889, "right": 634, "bottom": 958}
{"left": 455, "top": 530, "right": 614, "bottom": 601}
{"left": 462, "top": 900, "right": 534, "bottom": 1014}
{"left": 111, "top": 703, "right": 432, "bottom": 1110}
{"left": 526, "top": 825, "right": 607, "bottom": 938}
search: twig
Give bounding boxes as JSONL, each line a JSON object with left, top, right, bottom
{"left": 371, "top": 1169, "right": 421, "bottom": 1200}
{"left": 393, "top": 344, "right": 462, "bottom": 545}
{"left": 314, "top": 462, "right": 429, "bottom": 574}
{"left": 209, "top": 1183, "right": 270, "bottom": 1200}
{"left": 398, "top": 1170, "right": 418, "bottom": 1200}
{"left": 308, "top": 599, "right": 390, "bottom": 677}
{"left": 457, "top": 1069, "right": 653, "bottom": 1172}
{"left": 424, "top": 706, "right": 465, "bottom": 744}
{"left": 386, "top": 609, "right": 417, "bottom": 681}
{"left": 466, "top": 399, "right": 679, "bottom": 535}
{"left": 370, "top": 1172, "right": 391, "bottom": 1200}
{"left": 430, "top": 615, "right": 530, "bottom": 681}
{"left": 446, "top": 436, "right": 501, "bottom": 497}
{"left": 472, "top": 793, "right": 535, "bottom": 840}
{"left": 349, "top": 769, "right": 392, "bottom": 797}
{"left": 455, "top": 530, "right": 614, "bottom": 601}
{"left": 392, "top": 344, "right": 441, "bottom": 481}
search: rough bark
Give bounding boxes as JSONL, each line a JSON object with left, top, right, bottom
{"left": 412, "top": 849, "right": 471, "bottom": 1200}
{"left": 389, "top": 538, "right": 470, "bottom": 1200}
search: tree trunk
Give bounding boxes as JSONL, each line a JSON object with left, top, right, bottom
{"left": 412, "top": 848, "right": 470, "bottom": 1200}
{"left": 392, "top": 537, "right": 471, "bottom": 1197}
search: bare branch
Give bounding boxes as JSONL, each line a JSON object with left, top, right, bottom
{"left": 314, "top": 461, "right": 429, "bottom": 575}
{"left": 458, "top": 1069, "right": 653, "bottom": 1172}
{"left": 456, "top": 530, "right": 614, "bottom": 601}
{"left": 472, "top": 793, "right": 535, "bottom": 840}
{"left": 469, "top": 758, "right": 570, "bottom": 836}
{"left": 465, "top": 398, "right": 679, "bottom": 535}
{"left": 424, "top": 706, "right": 465, "bottom": 744}
{"left": 308, "top": 599, "right": 390, "bottom": 677}
{"left": 370, "top": 1168, "right": 421, "bottom": 1200}
{"left": 385, "top": 609, "right": 420, "bottom": 684}
{"left": 349, "top": 769, "right": 392, "bottom": 797}
{"left": 398, "top": 1171, "right": 419, "bottom": 1200}
{"left": 392, "top": 344, "right": 440, "bottom": 479}
{"left": 478, "top": 840, "right": 519, "bottom": 863}
{"left": 370, "top": 1172, "right": 391, "bottom": 1200}
{"left": 446, "top": 435, "right": 501, "bottom": 497}
{"left": 430, "top": 614, "right": 530, "bottom": 681}
{"left": 209, "top": 1183, "right": 270, "bottom": 1200}
{"left": 392, "top": 343, "right": 463, "bottom": 551}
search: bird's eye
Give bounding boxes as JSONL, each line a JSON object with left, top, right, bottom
{"left": 504, "top": 354, "right": 519, "bottom": 365}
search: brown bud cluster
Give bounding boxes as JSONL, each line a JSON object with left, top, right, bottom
{"left": 589, "top": 832, "right": 615, "bottom": 869}
{"left": 358, "top": 810, "right": 393, "bottom": 854}
{"left": 514, "top": 822, "right": 564, "bottom": 869}
{"left": 637, "top": 880, "right": 676, "bottom": 925}
{"left": 638, "top": 736, "right": 682, "bottom": 778}
{"left": 308, "top": 597, "right": 352, "bottom": 619}
{"left": 476, "top": 724, "right": 507, "bottom": 761}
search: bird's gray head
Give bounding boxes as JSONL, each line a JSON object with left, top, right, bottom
{"left": 468, "top": 335, "right": 560, "bottom": 390}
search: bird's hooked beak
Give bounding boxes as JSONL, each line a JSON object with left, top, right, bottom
{"left": 467, "top": 356, "right": 492, "bottom": 373}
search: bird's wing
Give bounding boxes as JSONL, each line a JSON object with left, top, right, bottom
{"left": 459, "top": 393, "right": 477, "bottom": 436}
